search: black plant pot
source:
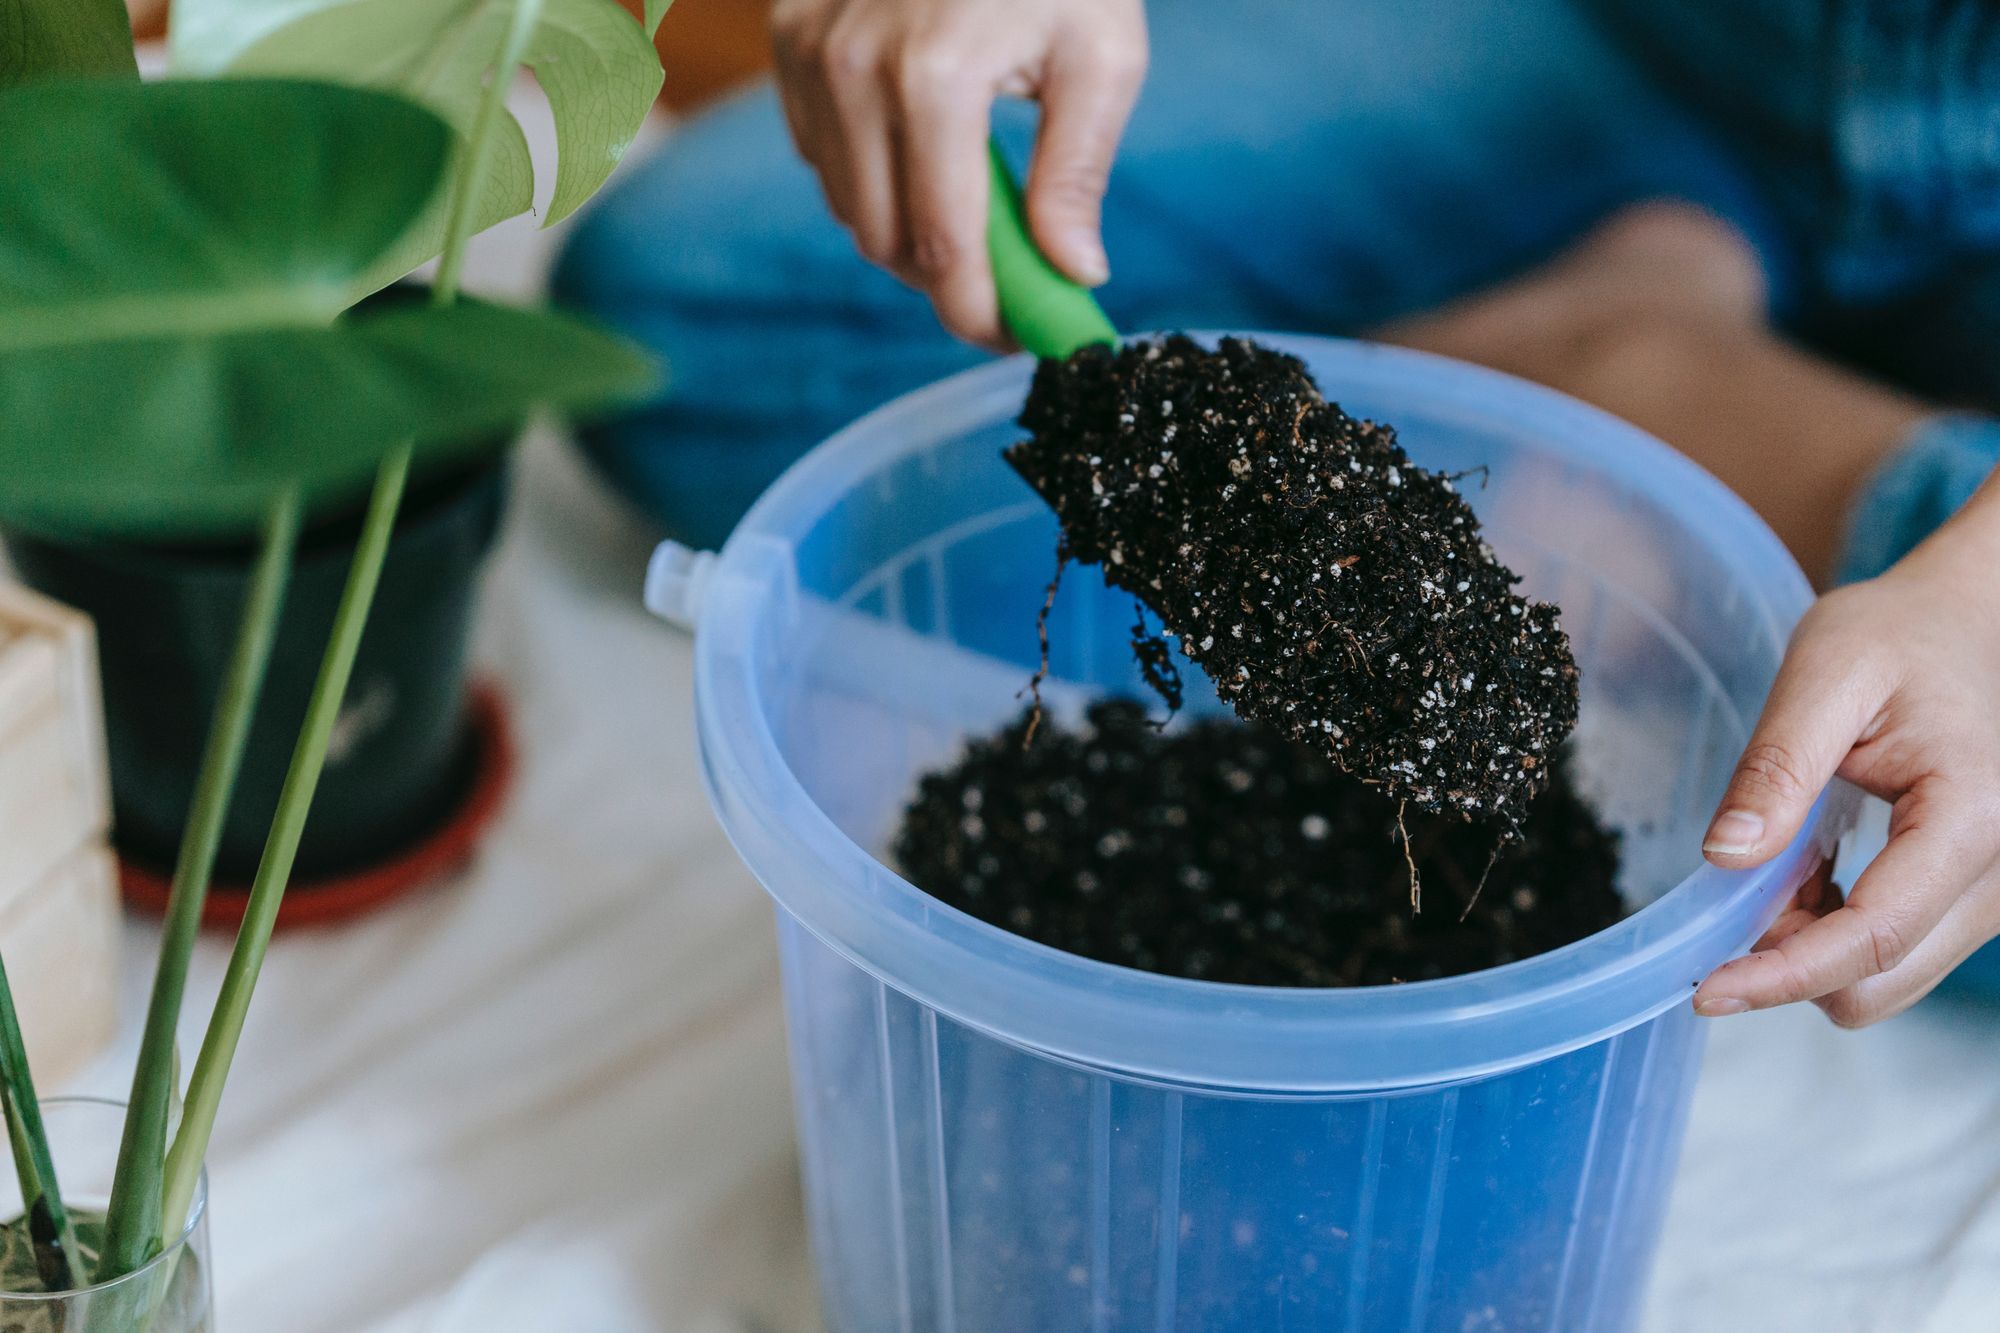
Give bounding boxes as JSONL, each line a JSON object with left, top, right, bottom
{"left": 6, "top": 455, "right": 508, "bottom": 889}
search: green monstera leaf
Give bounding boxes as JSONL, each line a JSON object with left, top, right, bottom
{"left": 0, "top": 77, "right": 657, "bottom": 539}
{"left": 172, "top": 0, "right": 672, "bottom": 285}
{"left": 0, "top": 0, "right": 139, "bottom": 84}
{"left": 0, "top": 78, "right": 445, "bottom": 336}
{"left": 1, "top": 299, "right": 655, "bottom": 537}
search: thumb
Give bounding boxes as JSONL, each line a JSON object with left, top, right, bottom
{"left": 1705, "top": 631, "right": 1882, "bottom": 868}
{"left": 1026, "top": 33, "right": 1144, "bottom": 288}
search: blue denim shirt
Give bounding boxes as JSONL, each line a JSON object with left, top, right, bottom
{"left": 1590, "top": 1, "right": 2000, "bottom": 589}
{"left": 1594, "top": 0, "right": 2000, "bottom": 295}
{"left": 1829, "top": 1, "right": 2000, "bottom": 251}
{"left": 558, "top": 0, "right": 2000, "bottom": 572}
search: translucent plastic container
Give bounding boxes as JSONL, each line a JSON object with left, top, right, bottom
{"left": 651, "top": 337, "right": 1853, "bottom": 1332}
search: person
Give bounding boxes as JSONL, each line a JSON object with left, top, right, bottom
{"left": 554, "top": 0, "right": 2000, "bottom": 1028}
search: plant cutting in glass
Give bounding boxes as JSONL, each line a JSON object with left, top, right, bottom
{"left": 0, "top": 0, "right": 671, "bottom": 1315}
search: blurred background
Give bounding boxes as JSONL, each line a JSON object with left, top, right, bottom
{"left": 127, "top": 0, "right": 775, "bottom": 112}
{"left": 6, "top": 4, "right": 1997, "bottom": 1331}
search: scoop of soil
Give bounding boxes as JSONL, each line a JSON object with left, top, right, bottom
{"left": 1006, "top": 335, "right": 1578, "bottom": 826}
{"left": 894, "top": 701, "right": 1623, "bottom": 988}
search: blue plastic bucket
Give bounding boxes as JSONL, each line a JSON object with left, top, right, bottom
{"left": 655, "top": 337, "right": 1852, "bottom": 1331}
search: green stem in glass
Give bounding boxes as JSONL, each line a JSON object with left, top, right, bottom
{"left": 159, "top": 450, "right": 410, "bottom": 1238}
{"left": 0, "top": 954, "right": 79, "bottom": 1292}
{"left": 97, "top": 492, "right": 301, "bottom": 1282}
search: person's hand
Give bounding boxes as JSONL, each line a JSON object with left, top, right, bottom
{"left": 1693, "top": 483, "right": 2000, "bottom": 1025}
{"left": 770, "top": 0, "right": 1146, "bottom": 347}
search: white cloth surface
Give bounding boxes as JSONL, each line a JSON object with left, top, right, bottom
{"left": 62, "top": 69, "right": 2000, "bottom": 1333}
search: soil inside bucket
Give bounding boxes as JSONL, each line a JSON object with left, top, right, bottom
{"left": 1007, "top": 335, "right": 1579, "bottom": 829}
{"left": 894, "top": 701, "right": 1623, "bottom": 987}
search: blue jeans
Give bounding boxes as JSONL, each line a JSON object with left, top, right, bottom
{"left": 553, "top": 0, "right": 2000, "bottom": 569}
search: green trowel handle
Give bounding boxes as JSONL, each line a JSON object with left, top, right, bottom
{"left": 986, "top": 140, "right": 1119, "bottom": 358}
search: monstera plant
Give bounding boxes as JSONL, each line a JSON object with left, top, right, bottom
{"left": 172, "top": 0, "right": 671, "bottom": 291}
{"left": 0, "top": 0, "right": 669, "bottom": 1320}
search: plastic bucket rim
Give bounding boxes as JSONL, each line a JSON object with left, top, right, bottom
{"left": 695, "top": 334, "right": 1832, "bottom": 1092}
{"left": 698, "top": 691, "right": 1839, "bottom": 1091}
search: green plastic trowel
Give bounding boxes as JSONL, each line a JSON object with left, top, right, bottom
{"left": 986, "top": 141, "right": 1119, "bottom": 359}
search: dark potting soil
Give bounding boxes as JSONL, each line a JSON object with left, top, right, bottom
{"left": 1007, "top": 335, "right": 1579, "bottom": 828}
{"left": 894, "top": 700, "right": 1623, "bottom": 987}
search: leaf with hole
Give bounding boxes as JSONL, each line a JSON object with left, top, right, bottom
{"left": 174, "top": 0, "right": 672, "bottom": 261}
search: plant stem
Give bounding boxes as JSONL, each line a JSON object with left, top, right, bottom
{"left": 158, "top": 0, "right": 538, "bottom": 1246}
{"left": 159, "top": 451, "right": 409, "bottom": 1239}
{"left": 97, "top": 492, "right": 301, "bottom": 1283}
{"left": 0, "top": 954, "right": 79, "bottom": 1292}
{"left": 431, "top": 0, "right": 543, "bottom": 304}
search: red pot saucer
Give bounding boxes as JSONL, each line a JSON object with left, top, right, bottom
{"left": 119, "top": 682, "right": 515, "bottom": 932}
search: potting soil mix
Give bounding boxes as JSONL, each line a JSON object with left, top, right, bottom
{"left": 895, "top": 336, "right": 1625, "bottom": 985}
{"left": 896, "top": 701, "right": 1621, "bottom": 986}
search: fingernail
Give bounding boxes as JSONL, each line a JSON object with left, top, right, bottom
{"left": 1067, "top": 233, "right": 1110, "bottom": 286}
{"left": 1703, "top": 809, "right": 1764, "bottom": 858}
{"left": 1694, "top": 995, "right": 1750, "bottom": 1018}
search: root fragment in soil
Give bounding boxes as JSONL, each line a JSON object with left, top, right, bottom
{"left": 894, "top": 700, "right": 1624, "bottom": 988}
{"left": 1006, "top": 334, "right": 1580, "bottom": 828}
